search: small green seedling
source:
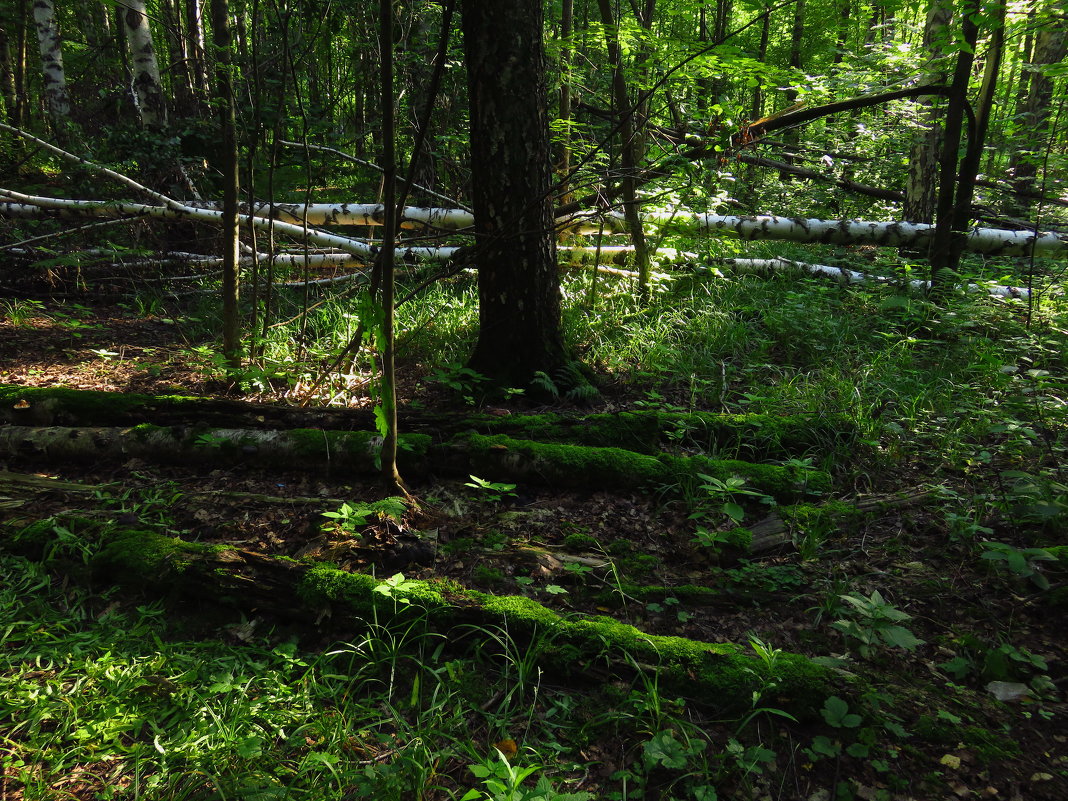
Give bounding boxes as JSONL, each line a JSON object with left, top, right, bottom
{"left": 321, "top": 497, "right": 408, "bottom": 537}
{"left": 465, "top": 475, "right": 518, "bottom": 503}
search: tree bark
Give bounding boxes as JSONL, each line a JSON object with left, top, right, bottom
{"left": 210, "top": 0, "right": 241, "bottom": 367}
{"left": 31, "top": 0, "right": 70, "bottom": 127}
{"left": 596, "top": 0, "right": 652, "bottom": 298}
{"left": 1006, "top": 20, "right": 1067, "bottom": 217}
{"left": 120, "top": 0, "right": 168, "bottom": 129}
{"left": 903, "top": 0, "right": 952, "bottom": 224}
{"left": 928, "top": 3, "right": 980, "bottom": 283}
{"left": 460, "top": 0, "right": 569, "bottom": 388}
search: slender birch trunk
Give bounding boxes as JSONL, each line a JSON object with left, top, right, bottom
{"left": 31, "top": 0, "right": 70, "bottom": 125}
{"left": 120, "top": 0, "right": 168, "bottom": 129}
{"left": 903, "top": 0, "right": 952, "bottom": 224}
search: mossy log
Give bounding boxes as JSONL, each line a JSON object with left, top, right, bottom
{"left": 0, "top": 424, "right": 432, "bottom": 475}
{"left": 0, "top": 425, "right": 830, "bottom": 500}
{"left": 466, "top": 409, "right": 858, "bottom": 460}
{"left": 442, "top": 433, "right": 830, "bottom": 501}
{"left": 1, "top": 385, "right": 855, "bottom": 463}
{"left": 1, "top": 516, "right": 833, "bottom": 716}
{"left": 0, "top": 383, "right": 374, "bottom": 430}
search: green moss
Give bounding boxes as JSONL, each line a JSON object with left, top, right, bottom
{"left": 456, "top": 434, "right": 829, "bottom": 501}
{"left": 469, "top": 410, "right": 858, "bottom": 460}
{"left": 562, "top": 533, "right": 600, "bottom": 550}
{"left": 458, "top": 433, "right": 665, "bottom": 489}
{"left": 471, "top": 592, "right": 565, "bottom": 629}
{"left": 297, "top": 563, "right": 451, "bottom": 614}
{"left": 473, "top": 565, "right": 506, "bottom": 586}
{"left": 723, "top": 527, "right": 754, "bottom": 550}
{"left": 0, "top": 384, "right": 203, "bottom": 426}
{"left": 93, "top": 527, "right": 218, "bottom": 584}
{"left": 914, "top": 716, "right": 1020, "bottom": 763}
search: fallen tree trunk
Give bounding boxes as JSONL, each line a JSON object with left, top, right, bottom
{"left": 0, "top": 424, "right": 829, "bottom": 502}
{"left": 4, "top": 196, "right": 1064, "bottom": 257}
{"left": 746, "top": 489, "right": 932, "bottom": 554}
{"left": 716, "top": 257, "right": 1032, "bottom": 298}
{"left": 0, "top": 515, "right": 833, "bottom": 715}
{"left": 0, "top": 385, "right": 856, "bottom": 462}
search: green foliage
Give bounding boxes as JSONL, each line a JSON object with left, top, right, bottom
{"left": 320, "top": 497, "right": 408, "bottom": 536}
{"left": 979, "top": 541, "right": 1058, "bottom": 591}
{"left": 831, "top": 591, "right": 925, "bottom": 660}
{"left": 465, "top": 475, "right": 519, "bottom": 503}
{"left": 462, "top": 749, "right": 593, "bottom": 801}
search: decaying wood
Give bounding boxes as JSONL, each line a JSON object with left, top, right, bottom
{"left": 748, "top": 488, "right": 931, "bottom": 553}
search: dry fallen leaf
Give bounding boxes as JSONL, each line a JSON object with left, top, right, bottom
{"left": 493, "top": 739, "right": 518, "bottom": 758}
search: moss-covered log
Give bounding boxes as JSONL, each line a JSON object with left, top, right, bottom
{"left": 466, "top": 409, "right": 858, "bottom": 461}
{"left": 0, "top": 424, "right": 432, "bottom": 475}
{"left": 441, "top": 433, "right": 830, "bottom": 501}
{"left": 1, "top": 516, "right": 833, "bottom": 715}
{"left": 0, "top": 424, "right": 829, "bottom": 499}
{"left": 1, "top": 386, "right": 855, "bottom": 464}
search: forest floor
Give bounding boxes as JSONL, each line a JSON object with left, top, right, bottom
{"left": 1, "top": 283, "right": 1067, "bottom": 801}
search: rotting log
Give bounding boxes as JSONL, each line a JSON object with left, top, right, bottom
{"left": 746, "top": 489, "right": 932, "bottom": 554}
{"left": 0, "top": 386, "right": 857, "bottom": 464}
{"left": 0, "top": 424, "right": 432, "bottom": 476}
{"left": 1, "top": 516, "right": 834, "bottom": 715}
{"left": 0, "top": 424, "right": 829, "bottom": 501}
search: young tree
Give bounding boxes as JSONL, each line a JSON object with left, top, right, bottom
{"left": 460, "top": 0, "right": 570, "bottom": 388}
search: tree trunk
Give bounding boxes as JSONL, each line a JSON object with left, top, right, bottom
{"left": 120, "top": 0, "right": 168, "bottom": 130}
{"left": 31, "top": 0, "right": 70, "bottom": 127}
{"left": 597, "top": 0, "right": 652, "bottom": 298}
{"left": 1006, "top": 22, "right": 1067, "bottom": 217}
{"left": 210, "top": 0, "right": 241, "bottom": 367}
{"left": 377, "top": 0, "right": 403, "bottom": 492}
{"left": 556, "top": 0, "right": 574, "bottom": 204}
{"left": 185, "top": 0, "right": 209, "bottom": 106}
{"left": 903, "top": 0, "right": 951, "bottom": 224}
{"left": 0, "top": 19, "right": 17, "bottom": 125}
{"left": 928, "top": 3, "right": 980, "bottom": 284}
{"left": 460, "top": 0, "right": 569, "bottom": 389}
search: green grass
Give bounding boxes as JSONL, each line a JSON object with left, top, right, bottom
{"left": 2, "top": 553, "right": 734, "bottom": 801}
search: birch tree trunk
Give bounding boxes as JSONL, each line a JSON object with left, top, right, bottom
{"left": 184, "top": 0, "right": 209, "bottom": 105}
{"left": 903, "top": 0, "right": 951, "bottom": 224}
{"left": 31, "top": 0, "right": 70, "bottom": 126}
{"left": 120, "top": 0, "right": 168, "bottom": 129}
{"left": 461, "top": 0, "right": 570, "bottom": 388}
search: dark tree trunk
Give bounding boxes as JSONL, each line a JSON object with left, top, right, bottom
{"left": 461, "top": 0, "right": 569, "bottom": 388}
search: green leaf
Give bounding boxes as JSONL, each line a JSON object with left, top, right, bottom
{"left": 722, "top": 502, "right": 745, "bottom": 523}
{"left": 821, "top": 696, "right": 861, "bottom": 728}
{"left": 880, "top": 626, "right": 925, "bottom": 651}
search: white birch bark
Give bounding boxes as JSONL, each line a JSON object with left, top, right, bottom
{"left": 32, "top": 0, "right": 70, "bottom": 121}
{"left": 120, "top": 0, "right": 168, "bottom": 128}
{"left": 637, "top": 212, "right": 1068, "bottom": 257}
{"left": 3, "top": 197, "right": 1065, "bottom": 259}
{"left": 717, "top": 258, "right": 1031, "bottom": 298}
